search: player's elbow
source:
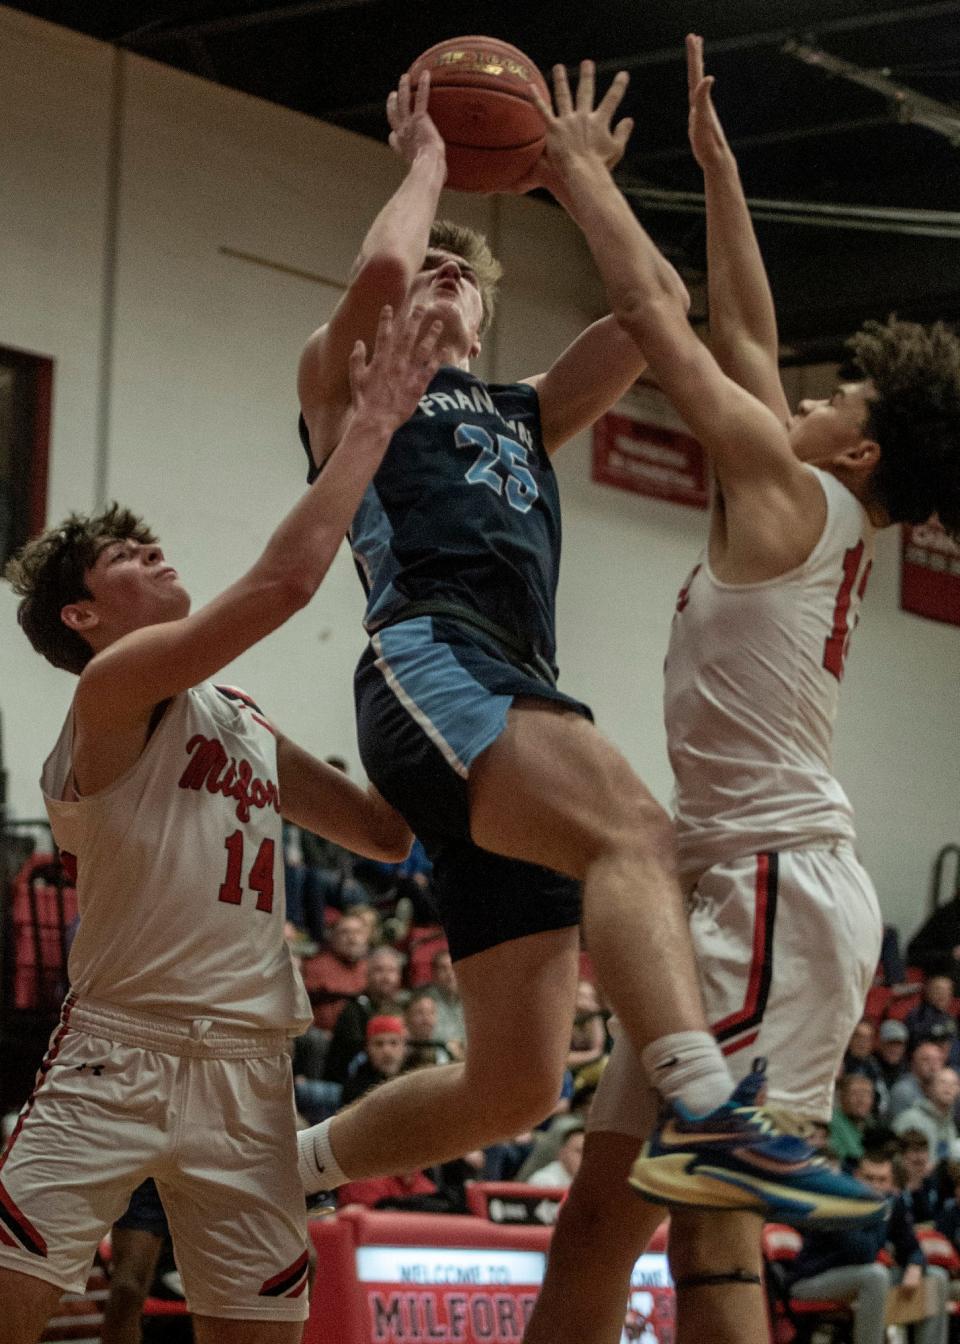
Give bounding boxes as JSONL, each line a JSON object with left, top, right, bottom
{"left": 362, "top": 807, "right": 414, "bottom": 862}
{"left": 349, "top": 251, "right": 412, "bottom": 307}
{"left": 267, "top": 570, "right": 317, "bottom": 620}
{"left": 376, "top": 823, "right": 414, "bottom": 863}
{"left": 614, "top": 290, "right": 683, "bottom": 347}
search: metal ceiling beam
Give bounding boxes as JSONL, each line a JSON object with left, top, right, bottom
{"left": 122, "top": 0, "right": 379, "bottom": 48}
{"left": 784, "top": 40, "right": 960, "bottom": 144}
{"left": 589, "top": 0, "right": 960, "bottom": 77}
{"left": 320, "top": 0, "right": 957, "bottom": 120}
{"left": 623, "top": 184, "right": 960, "bottom": 238}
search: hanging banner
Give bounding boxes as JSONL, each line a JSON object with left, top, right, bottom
{"left": 592, "top": 381, "right": 709, "bottom": 510}
{"left": 901, "top": 520, "right": 960, "bottom": 626}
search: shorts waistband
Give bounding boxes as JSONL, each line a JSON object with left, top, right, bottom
{"left": 374, "top": 600, "right": 558, "bottom": 688}
{"left": 681, "top": 837, "right": 861, "bottom": 893}
{"left": 64, "top": 996, "right": 290, "bottom": 1059}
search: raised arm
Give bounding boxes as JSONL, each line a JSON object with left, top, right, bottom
{"left": 75, "top": 307, "right": 444, "bottom": 750}
{"left": 530, "top": 63, "right": 823, "bottom": 566}
{"left": 517, "top": 73, "right": 651, "bottom": 453}
{"left": 298, "top": 72, "right": 447, "bottom": 465}
{"left": 687, "top": 34, "right": 790, "bottom": 424}
{"left": 277, "top": 737, "right": 412, "bottom": 861}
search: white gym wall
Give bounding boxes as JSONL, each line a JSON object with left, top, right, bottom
{"left": 0, "top": 5, "right": 956, "bottom": 943}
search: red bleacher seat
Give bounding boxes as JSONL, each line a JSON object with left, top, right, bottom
{"left": 10, "top": 853, "right": 77, "bottom": 1012}
{"left": 407, "top": 927, "right": 447, "bottom": 987}
{"left": 884, "top": 983, "right": 924, "bottom": 1020}
{"left": 864, "top": 985, "right": 891, "bottom": 1024}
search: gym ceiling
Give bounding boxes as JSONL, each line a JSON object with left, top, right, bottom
{"left": 9, "top": 0, "right": 960, "bottom": 359}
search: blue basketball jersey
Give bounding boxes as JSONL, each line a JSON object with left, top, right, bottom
{"left": 300, "top": 366, "right": 563, "bottom": 666}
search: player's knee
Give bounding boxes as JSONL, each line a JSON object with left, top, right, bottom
{"left": 485, "top": 1071, "right": 564, "bottom": 1135}
{"left": 596, "top": 792, "right": 675, "bottom": 870}
{"left": 668, "top": 1210, "right": 762, "bottom": 1279}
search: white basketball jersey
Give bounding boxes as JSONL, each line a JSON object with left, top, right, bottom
{"left": 41, "top": 682, "right": 311, "bottom": 1033}
{"left": 664, "top": 467, "right": 875, "bottom": 889}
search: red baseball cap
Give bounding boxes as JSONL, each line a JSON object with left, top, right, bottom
{"left": 366, "top": 1014, "right": 406, "bottom": 1040}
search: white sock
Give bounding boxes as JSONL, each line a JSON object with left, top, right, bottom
{"left": 297, "top": 1120, "right": 350, "bottom": 1195}
{"left": 640, "top": 1031, "right": 733, "bottom": 1116}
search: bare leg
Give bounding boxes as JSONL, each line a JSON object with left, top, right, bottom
{"left": 524, "top": 1131, "right": 664, "bottom": 1344}
{"left": 468, "top": 702, "right": 712, "bottom": 1054}
{"left": 193, "top": 1318, "right": 303, "bottom": 1344}
{"left": 101, "top": 1226, "right": 163, "bottom": 1344}
{"left": 668, "top": 1210, "right": 768, "bottom": 1344}
{"left": 0, "top": 1267, "right": 63, "bottom": 1344}
{"left": 330, "top": 927, "right": 579, "bottom": 1177}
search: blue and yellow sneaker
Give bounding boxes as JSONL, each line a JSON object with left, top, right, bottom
{"left": 629, "top": 1064, "right": 886, "bottom": 1228}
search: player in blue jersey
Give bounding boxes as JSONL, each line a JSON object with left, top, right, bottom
{"left": 295, "top": 68, "right": 883, "bottom": 1231}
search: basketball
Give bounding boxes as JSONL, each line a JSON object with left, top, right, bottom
{"left": 407, "top": 36, "right": 551, "bottom": 193}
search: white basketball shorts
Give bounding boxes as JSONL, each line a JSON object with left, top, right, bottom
{"left": 589, "top": 843, "right": 883, "bottom": 1137}
{"left": 0, "top": 996, "right": 309, "bottom": 1321}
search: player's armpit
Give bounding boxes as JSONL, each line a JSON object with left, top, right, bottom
{"left": 524, "top": 315, "right": 647, "bottom": 455}
{"left": 276, "top": 735, "right": 413, "bottom": 861}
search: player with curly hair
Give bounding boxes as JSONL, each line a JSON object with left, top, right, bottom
{"left": 521, "top": 38, "right": 960, "bottom": 1344}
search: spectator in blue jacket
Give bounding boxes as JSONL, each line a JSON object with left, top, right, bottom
{"left": 787, "top": 1152, "right": 948, "bottom": 1344}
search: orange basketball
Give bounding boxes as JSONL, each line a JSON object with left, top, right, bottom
{"left": 407, "top": 36, "right": 551, "bottom": 193}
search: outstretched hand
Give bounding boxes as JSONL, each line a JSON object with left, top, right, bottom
{"left": 386, "top": 70, "right": 446, "bottom": 168}
{"left": 508, "top": 60, "right": 634, "bottom": 201}
{"left": 348, "top": 305, "right": 443, "bottom": 431}
{"left": 686, "top": 33, "right": 730, "bottom": 169}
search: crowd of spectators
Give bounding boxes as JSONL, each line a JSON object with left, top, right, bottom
{"left": 282, "top": 836, "right": 960, "bottom": 1335}
{"left": 280, "top": 819, "right": 614, "bottom": 1213}
{"left": 795, "top": 958, "right": 960, "bottom": 1342}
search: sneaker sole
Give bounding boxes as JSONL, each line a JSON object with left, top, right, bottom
{"left": 629, "top": 1152, "right": 885, "bottom": 1228}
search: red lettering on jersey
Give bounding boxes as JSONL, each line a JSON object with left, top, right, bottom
{"left": 179, "top": 735, "right": 280, "bottom": 822}
{"left": 676, "top": 563, "right": 702, "bottom": 613}
{"left": 823, "top": 540, "right": 866, "bottom": 681}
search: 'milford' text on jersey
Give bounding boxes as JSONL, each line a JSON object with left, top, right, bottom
{"left": 42, "top": 683, "right": 311, "bottom": 1032}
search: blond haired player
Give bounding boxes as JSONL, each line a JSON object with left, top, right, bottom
{"left": 521, "top": 41, "right": 960, "bottom": 1344}
{"left": 292, "top": 64, "right": 886, "bottom": 1238}
{"left": 0, "top": 307, "right": 442, "bottom": 1344}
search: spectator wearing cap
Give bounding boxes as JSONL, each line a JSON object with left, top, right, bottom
{"left": 322, "top": 946, "right": 409, "bottom": 1086}
{"left": 894, "top": 1068, "right": 960, "bottom": 1162}
{"left": 874, "top": 1019, "right": 910, "bottom": 1121}
{"left": 889, "top": 1040, "right": 946, "bottom": 1122}
{"left": 905, "top": 977, "right": 960, "bottom": 1066}
{"left": 340, "top": 1015, "right": 408, "bottom": 1107}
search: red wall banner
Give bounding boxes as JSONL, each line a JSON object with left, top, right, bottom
{"left": 592, "top": 387, "right": 709, "bottom": 510}
{"left": 901, "top": 521, "right": 960, "bottom": 626}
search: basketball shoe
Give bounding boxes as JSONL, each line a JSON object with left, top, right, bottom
{"left": 630, "top": 1063, "right": 886, "bottom": 1227}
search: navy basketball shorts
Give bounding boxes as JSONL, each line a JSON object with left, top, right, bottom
{"left": 355, "top": 615, "right": 591, "bottom": 961}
